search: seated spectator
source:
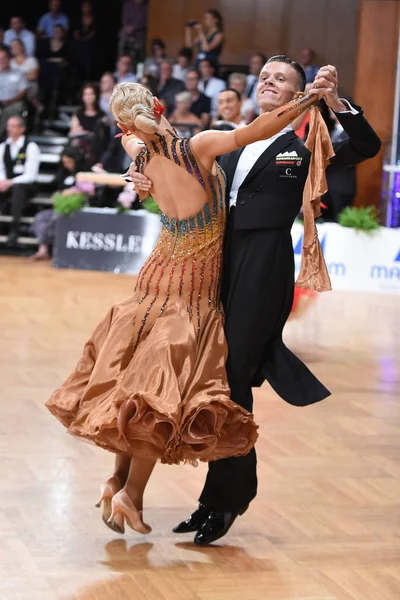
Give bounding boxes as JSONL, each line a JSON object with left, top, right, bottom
{"left": 69, "top": 82, "right": 110, "bottom": 164}
{"left": 228, "top": 72, "right": 256, "bottom": 124}
{"left": 198, "top": 58, "right": 226, "bottom": 117}
{"left": 115, "top": 54, "right": 137, "bottom": 84}
{"left": 0, "top": 28, "right": 4, "bottom": 47}
{"left": 245, "top": 52, "right": 266, "bottom": 110}
{"left": 37, "top": 0, "right": 69, "bottom": 39}
{"left": 170, "top": 91, "right": 202, "bottom": 138}
{"left": 185, "top": 9, "right": 224, "bottom": 74}
{"left": 4, "top": 16, "right": 36, "bottom": 57}
{"left": 172, "top": 47, "right": 193, "bottom": 82}
{"left": 184, "top": 68, "right": 210, "bottom": 128}
{"left": 0, "top": 116, "right": 40, "bottom": 246}
{"left": 157, "top": 60, "right": 185, "bottom": 116}
{"left": 0, "top": 47, "right": 28, "bottom": 139}
{"left": 30, "top": 146, "right": 92, "bottom": 260}
{"left": 299, "top": 47, "right": 319, "bottom": 84}
{"left": 143, "top": 38, "right": 169, "bottom": 79}
{"left": 10, "top": 40, "right": 42, "bottom": 113}
{"left": 99, "top": 71, "right": 117, "bottom": 127}
{"left": 71, "top": 0, "right": 97, "bottom": 81}
{"left": 213, "top": 88, "right": 246, "bottom": 129}
{"left": 118, "top": 0, "right": 148, "bottom": 66}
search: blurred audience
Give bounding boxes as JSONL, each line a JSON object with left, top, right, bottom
{"left": 69, "top": 82, "right": 110, "bottom": 164}
{"left": 140, "top": 73, "right": 158, "bottom": 95}
{"left": 170, "top": 91, "right": 202, "bottom": 137}
{"left": 172, "top": 47, "right": 193, "bottom": 82}
{"left": 299, "top": 47, "right": 320, "bottom": 84}
{"left": 0, "top": 47, "right": 28, "bottom": 139}
{"left": 37, "top": 0, "right": 69, "bottom": 39}
{"left": 4, "top": 16, "right": 35, "bottom": 57}
{"left": 228, "top": 72, "right": 256, "bottom": 124}
{"left": 10, "top": 40, "right": 41, "bottom": 112}
{"left": 99, "top": 72, "right": 117, "bottom": 126}
{"left": 184, "top": 68, "right": 211, "bottom": 128}
{"left": 37, "top": 24, "right": 70, "bottom": 108}
{"left": 71, "top": 0, "right": 97, "bottom": 81}
{"left": 115, "top": 54, "right": 137, "bottom": 84}
{"left": 198, "top": 58, "right": 226, "bottom": 117}
{"left": 157, "top": 60, "right": 185, "bottom": 116}
{"left": 245, "top": 52, "right": 266, "bottom": 110}
{"left": 0, "top": 116, "right": 40, "bottom": 246}
{"left": 118, "top": 0, "right": 148, "bottom": 66}
{"left": 143, "top": 38, "right": 169, "bottom": 79}
{"left": 185, "top": 9, "right": 224, "bottom": 73}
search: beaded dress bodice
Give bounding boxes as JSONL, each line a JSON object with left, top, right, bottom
{"left": 132, "top": 129, "right": 227, "bottom": 350}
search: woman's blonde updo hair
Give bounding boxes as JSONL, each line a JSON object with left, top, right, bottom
{"left": 109, "top": 82, "right": 159, "bottom": 134}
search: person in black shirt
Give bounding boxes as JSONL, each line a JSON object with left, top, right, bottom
{"left": 185, "top": 68, "right": 210, "bottom": 128}
{"left": 157, "top": 60, "right": 184, "bottom": 116}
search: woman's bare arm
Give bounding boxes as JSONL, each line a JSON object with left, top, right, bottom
{"left": 191, "top": 93, "right": 319, "bottom": 165}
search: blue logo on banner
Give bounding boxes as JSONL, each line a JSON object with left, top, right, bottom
{"left": 294, "top": 233, "right": 345, "bottom": 276}
{"left": 370, "top": 249, "right": 400, "bottom": 279}
{"left": 294, "top": 234, "right": 326, "bottom": 254}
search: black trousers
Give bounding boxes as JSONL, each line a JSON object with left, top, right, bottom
{"left": 0, "top": 183, "right": 36, "bottom": 230}
{"left": 199, "top": 209, "right": 330, "bottom": 511}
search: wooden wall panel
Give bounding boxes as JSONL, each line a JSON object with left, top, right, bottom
{"left": 354, "top": 1, "right": 400, "bottom": 207}
{"left": 148, "top": 0, "right": 359, "bottom": 96}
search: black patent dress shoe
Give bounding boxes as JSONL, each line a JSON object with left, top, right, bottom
{"left": 194, "top": 505, "right": 249, "bottom": 545}
{"left": 173, "top": 504, "right": 211, "bottom": 533}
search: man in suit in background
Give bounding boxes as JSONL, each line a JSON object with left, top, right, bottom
{"left": 129, "top": 55, "right": 381, "bottom": 545}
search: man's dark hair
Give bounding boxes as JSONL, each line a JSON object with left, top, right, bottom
{"left": 266, "top": 55, "right": 306, "bottom": 92}
{"left": 186, "top": 67, "right": 200, "bottom": 79}
{"left": 199, "top": 58, "right": 217, "bottom": 72}
{"left": 178, "top": 47, "right": 193, "bottom": 62}
{"left": 151, "top": 38, "right": 166, "bottom": 51}
{"left": 219, "top": 88, "right": 242, "bottom": 103}
{"left": 251, "top": 52, "right": 268, "bottom": 63}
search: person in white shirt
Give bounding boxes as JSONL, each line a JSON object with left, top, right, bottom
{"left": 115, "top": 54, "right": 138, "bottom": 84}
{"left": 198, "top": 58, "right": 226, "bottom": 117}
{"left": 0, "top": 116, "right": 40, "bottom": 246}
{"left": 245, "top": 52, "right": 267, "bottom": 113}
{"left": 4, "top": 16, "right": 36, "bottom": 57}
{"left": 0, "top": 47, "right": 28, "bottom": 139}
{"left": 228, "top": 72, "right": 257, "bottom": 124}
{"left": 172, "top": 47, "right": 193, "bottom": 82}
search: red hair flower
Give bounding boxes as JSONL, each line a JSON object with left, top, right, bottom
{"left": 153, "top": 98, "right": 165, "bottom": 118}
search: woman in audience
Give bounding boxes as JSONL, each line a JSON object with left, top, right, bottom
{"left": 185, "top": 9, "right": 224, "bottom": 73}
{"left": 72, "top": 0, "right": 97, "bottom": 80}
{"left": 99, "top": 72, "right": 117, "bottom": 129}
{"left": 10, "top": 39, "right": 42, "bottom": 112}
{"left": 69, "top": 82, "right": 110, "bottom": 163}
{"left": 143, "top": 38, "right": 168, "bottom": 78}
{"left": 169, "top": 91, "right": 202, "bottom": 137}
{"left": 37, "top": 24, "right": 70, "bottom": 107}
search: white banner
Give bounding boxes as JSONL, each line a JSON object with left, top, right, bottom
{"left": 291, "top": 222, "right": 400, "bottom": 293}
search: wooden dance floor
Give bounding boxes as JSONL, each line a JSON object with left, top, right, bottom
{"left": 1, "top": 256, "right": 400, "bottom": 600}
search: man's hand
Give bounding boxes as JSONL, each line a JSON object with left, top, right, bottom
{"left": 0, "top": 179, "right": 13, "bottom": 192}
{"left": 311, "top": 65, "right": 347, "bottom": 113}
{"left": 129, "top": 161, "right": 152, "bottom": 193}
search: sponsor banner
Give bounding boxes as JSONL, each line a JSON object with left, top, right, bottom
{"left": 53, "top": 208, "right": 162, "bottom": 274}
{"left": 292, "top": 222, "right": 400, "bottom": 293}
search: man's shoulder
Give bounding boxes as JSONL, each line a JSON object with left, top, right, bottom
{"left": 26, "top": 140, "right": 41, "bottom": 153}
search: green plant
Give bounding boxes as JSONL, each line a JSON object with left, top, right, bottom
{"left": 338, "top": 206, "right": 380, "bottom": 233}
{"left": 141, "top": 195, "right": 160, "bottom": 214}
{"left": 53, "top": 191, "right": 86, "bottom": 215}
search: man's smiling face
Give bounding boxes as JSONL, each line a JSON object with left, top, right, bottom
{"left": 256, "top": 61, "right": 302, "bottom": 113}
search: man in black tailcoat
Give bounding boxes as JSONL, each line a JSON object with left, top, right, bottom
{"left": 130, "top": 55, "right": 381, "bottom": 545}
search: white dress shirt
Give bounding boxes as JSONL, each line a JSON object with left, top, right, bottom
{"left": 229, "top": 99, "right": 359, "bottom": 208}
{"left": 0, "top": 135, "right": 41, "bottom": 184}
{"left": 229, "top": 125, "right": 293, "bottom": 207}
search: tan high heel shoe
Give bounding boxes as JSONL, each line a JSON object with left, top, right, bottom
{"left": 108, "top": 489, "right": 152, "bottom": 535}
{"left": 95, "top": 475, "right": 122, "bottom": 533}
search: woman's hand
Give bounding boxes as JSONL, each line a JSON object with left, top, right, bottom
{"left": 310, "top": 65, "right": 347, "bottom": 112}
{"left": 129, "top": 161, "right": 153, "bottom": 193}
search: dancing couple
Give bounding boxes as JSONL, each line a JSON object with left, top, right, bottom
{"left": 47, "top": 55, "right": 380, "bottom": 544}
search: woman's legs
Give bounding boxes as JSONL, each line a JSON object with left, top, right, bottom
{"left": 109, "top": 457, "right": 157, "bottom": 534}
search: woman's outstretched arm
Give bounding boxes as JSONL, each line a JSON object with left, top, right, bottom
{"left": 191, "top": 92, "right": 319, "bottom": 164}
